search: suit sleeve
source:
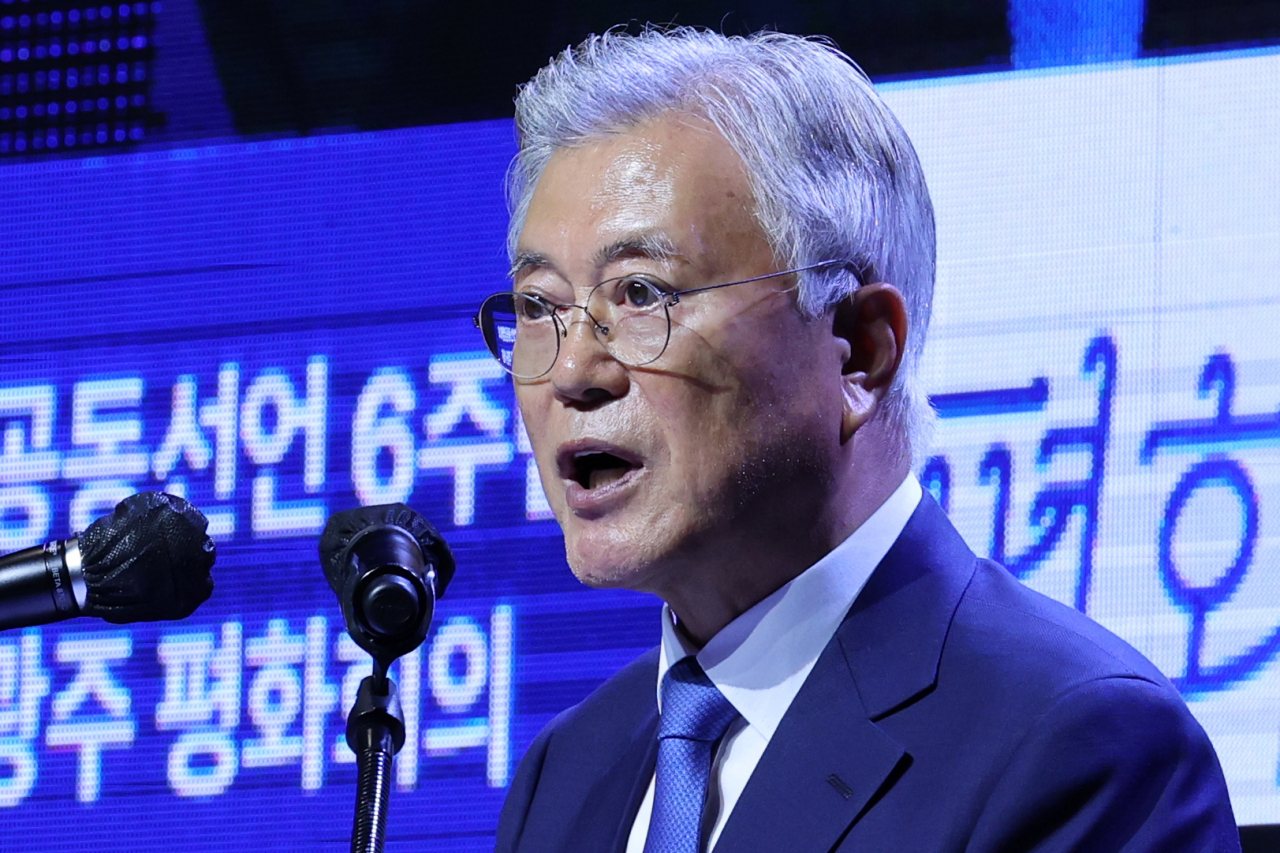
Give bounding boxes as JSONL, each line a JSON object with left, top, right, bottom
{"left": 494, "top": 723, "right": 554, "bottom": 853}
{"left": 965, "top": 676, "right": 1241, "bottom": 853}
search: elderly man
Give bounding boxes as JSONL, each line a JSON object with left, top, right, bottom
{"left": 479, "top": 27, "right": 1240, "bottom": 853}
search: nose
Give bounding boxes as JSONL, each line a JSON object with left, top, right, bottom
{"left": 550, "top": 313, "right": 629, "bottom": 407}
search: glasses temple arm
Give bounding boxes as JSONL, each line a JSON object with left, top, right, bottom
{"left": 669, "top": 261, "right": 853, "bottom": 300}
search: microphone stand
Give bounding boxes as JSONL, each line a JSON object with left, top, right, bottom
{"left": 321, "top": 505, "right": 454, "bottom": 853}
{"left": 347, "top": 661, "right": 406, "bottom": 853}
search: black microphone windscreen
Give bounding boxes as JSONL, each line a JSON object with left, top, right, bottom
{"left": 79, "top": 492, "right": 216, "bottom": 623}
{"left": 320, "top": 504, "right": 455, "bottom": 598}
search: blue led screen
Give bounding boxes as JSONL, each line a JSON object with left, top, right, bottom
{"left": 1, "top": 46, "right": 1279, "bottom": 850}
{"left": 0, "top": 121, "right": 662, "bottom": 851}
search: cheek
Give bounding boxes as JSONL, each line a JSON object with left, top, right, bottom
{"left": 637, "top": 358, "right": 764, "bottom": 489}
{"left": 639, "top": 364, "right": 733, "bottom": 450}
{"left": 652, "top": 326, "right": 837, "bottom": 475}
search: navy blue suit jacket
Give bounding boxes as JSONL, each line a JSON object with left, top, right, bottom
{"left": 495, "top": 495, "right": 1240, "bottom": 852}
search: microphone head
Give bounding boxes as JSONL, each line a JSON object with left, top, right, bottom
{"left": 320, "top": 504, "right": 455, "bottom": 668}
{"left": 320, "top": 504, "right": 456, "bottom": 599}
{"left": 78, "top": 492, "right": 216, "bottom": 624}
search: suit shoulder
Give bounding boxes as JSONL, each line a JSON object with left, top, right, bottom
{"left": 539, "top": 646, "right": 659, "bottom": 745}
{"left": 911, "top": 560, "right": 1236, "bottom": 845}
{"left": 498, "top": 647, "right": 659, "bottom": 852}
{"left": 950, "top": 559, "right": 1174, "bottom": 695}
{"left": 967, "top": 675, "right": 1239, "bottom": 851}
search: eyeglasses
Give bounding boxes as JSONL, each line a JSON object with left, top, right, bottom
{"left": 474, "top": 260, "right": 849, "bottom": 379}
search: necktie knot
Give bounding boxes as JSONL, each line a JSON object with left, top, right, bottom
{"left": 658, "top": 657, "right": 738, "bottom": 743}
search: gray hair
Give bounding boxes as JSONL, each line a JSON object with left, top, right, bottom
{"left": 508, "top": 27, "right": 937, "bottom": 464}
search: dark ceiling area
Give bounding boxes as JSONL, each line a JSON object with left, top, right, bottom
{"left": 1144, "top": 0, "right": 1280, "bottom": 52}
{"left": 193, "top": 0, "right": 1280, "bottom": 138}
{"left": 194, "top": 0, "right": 1015, "bottom": 136}
{"left": 4, "top": 1, "right": 1279, "bottom": 159}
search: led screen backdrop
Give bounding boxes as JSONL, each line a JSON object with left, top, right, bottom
{"left": 889, "top": 46, "right": 1280, "bottom": 825}
{"left": 0, "top": 46, "right": 1277, "bottom": 850}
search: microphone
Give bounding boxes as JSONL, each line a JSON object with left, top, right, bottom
{"left": 319, "top": 503, "right": 455, "bottom": 671}
{"left": 321, "top": 504, "right": 455, "bottom": 853}
{"left": 0, "top": 491, "right": 216, "bottom": 632}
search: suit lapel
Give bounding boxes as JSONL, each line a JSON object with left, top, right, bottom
{"left": 839, "top": 494, "right": 976, "bottom": 719}
{"left": 711, "top": 635, "right": 906, "bottom": 852}
{"left": 713, "top": 494, "right": 976, "bottom": 852}
{"left": 561, "top": 701, "right": 659, "bottom": 853}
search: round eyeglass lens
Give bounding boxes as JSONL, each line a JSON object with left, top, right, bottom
{"left": 586, "top": 278, "right": 673, "bottom": 366}
{"left": 479, "top": 293, "right": 560, "bottom": 378}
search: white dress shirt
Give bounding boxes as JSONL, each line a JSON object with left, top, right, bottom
{"left": 625, "top": 474, "right": 923, "bottom": 853}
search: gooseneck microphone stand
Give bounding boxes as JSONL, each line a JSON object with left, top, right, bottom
{"left": 319, "top": 504, "right": 456, "bottom": 853}
{"left": 348, "top": 666, "right": 407, "bottom": 850}
{"left": 347, "top": 661, "right": 406, "bottom": 853}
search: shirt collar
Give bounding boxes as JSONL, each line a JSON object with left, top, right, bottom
{"left": 657, "top": 474, "right": 922, "bottom": 740}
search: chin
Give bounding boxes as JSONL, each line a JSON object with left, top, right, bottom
{"left": 564, "top": 532, "right": 662, "bottom": 592}
{"left": 566, "top": 550, "right": 644, "bottom": 590}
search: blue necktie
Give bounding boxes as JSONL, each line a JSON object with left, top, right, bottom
{"left": 643, "top": 656, "right": 740, "bottom": 853}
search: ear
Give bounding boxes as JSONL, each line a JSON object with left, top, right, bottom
{"left": 832, "top": 282, "right": 908, "bottom": 444}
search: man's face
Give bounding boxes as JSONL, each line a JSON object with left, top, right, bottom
{"left": 513, "top": 114, "right": 849, "bottom": 598}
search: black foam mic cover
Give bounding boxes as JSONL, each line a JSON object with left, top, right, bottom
{"left": 79, "top": 491, "right": 216, "bottom": 623}
{"left": 319, "top": 504, "right": 455, "bottom": 600}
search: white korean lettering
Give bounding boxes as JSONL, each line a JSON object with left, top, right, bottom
{"left": 243, "top": 617, "right": 337, "bottom": 790}
{"left": 45, "top": 632, "right": 135, "bottom": 803}
{"left": 152, "top": 376, "right": 212, "bottom": 481}
{"left": 241, "top": 358, "right": 328, "bottom": 537}
{"left": 0, "top": 630, "right": 50, "bottom": 807}
{"left": 0, "top": 384, "right": 58, "bottom": 548}
{"left": 487, "top": 605, "right": 513, "bottom": 788}
{"left": 424, "top": 356, "right": 508, "bottom": 439}
{"left": 421, "top": 607, "right": 513, "bottom": 787}
{"left": 63, "top": 378, "right": 148, "bottom": 480}
{"left": 394, "top": 646, "right": 422, "bottom": 790}
{"left": 156, "top": 622, "right": 242, "bottom": 797}
{"left": 418, "top": 354, "right": 513, "bottom": 526}
{"left": 149, "top": 368, "right": 239, "bottom": 539}
{"left": 201, "top": 364, "right": 240, "bottom": 502}
{"left": 63, "top": 378, "right": 148, "bottom": 534}
{"left": 429, "top": 617, "right": 488, "bottom": 714}
{"left": 0, "top": 385, "right": 59, "bottom": 483}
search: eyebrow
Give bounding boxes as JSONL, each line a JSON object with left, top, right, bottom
{"left": 508, "top": 234, "right": 684, "bottom": 280}
{"left": 508, "top": 251, "right": 550, "bottom": 280}
{"left": 594, "top": 234, "right": 683, "bottom": 268}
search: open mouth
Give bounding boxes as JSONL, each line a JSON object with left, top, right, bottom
{"left": 571, "top": 451, "right": 640, "bottom": 490}
{"left": 558, "top": 444, "right": 644, "bottom": 492}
